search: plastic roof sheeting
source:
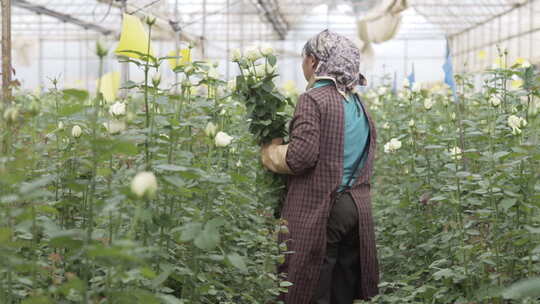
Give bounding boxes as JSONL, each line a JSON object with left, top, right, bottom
{"left": 6, "top": 0, "right": 531, "bottom": 41}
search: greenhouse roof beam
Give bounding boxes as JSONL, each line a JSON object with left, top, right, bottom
{"left": 12, "top": 0, "right": 113, "bottom": 35}
{"left": 251, "top": 0, "right": 288, "bottom": 39}
{"left": 449, "top": 0, "right": 530, "bottom": 37}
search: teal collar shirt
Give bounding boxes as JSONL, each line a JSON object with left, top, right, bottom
{"left": 312, "top": 80, "right": 370, "bottom": 192}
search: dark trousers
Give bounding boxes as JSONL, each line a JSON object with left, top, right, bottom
{"left": 312, "top": 192, "right": 360, "bottom": 304}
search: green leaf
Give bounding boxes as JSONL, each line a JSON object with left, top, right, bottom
{"left": 180, "top": 222, "right": 203, "bottom": 242}
{"left": 194, "top": 218, "right": 225, "bottom": 251}
{"left": 500, "top": 198, "right": 517, "bottom": 211}
{"left": 267, "top": 55, "right": 277, "bottom": 66}
{"left": 22, "top": 296, "right": 54, "bottom": 304}
{"left": 227, "top": 253, "right": 248, "bottom": 272}
{"left": 280, "top": 281, "right": 293, "bottom": 287}
{"left": 503, "top": 277, "right": 540, "bottom": 299}
{"left": 62, "top": 89, "right": 89, "bottom": 102}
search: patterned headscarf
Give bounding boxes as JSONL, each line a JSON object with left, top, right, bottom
{"left": 304, "top": 29, "right": 362, "bottom": 97}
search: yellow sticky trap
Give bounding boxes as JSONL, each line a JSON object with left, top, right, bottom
{"left": 115, "top": 14, "right": 155, "bottom": 60}
{"left": 98, "top": 72, "right": 120, "bottom": 103}
{"left": 168, "top": 49, "right": 191, "bottom": 69}
{"left": 478, "top": 50, "right": 486, "bottom": 60}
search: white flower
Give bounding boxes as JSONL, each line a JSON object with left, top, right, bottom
{"left": 384, "top": 138, "right": 402, "bottom": 153}
{"left": 130, "top": 171, "right": 158, "bottom": 198}
{"left": 408, "top": 119, "right": 415, "bottom": 127}
{"left": 215, "top": 131, "right": 233, "bottom": 147}
{"left": 231, "top": 48, "right": 242, "bottom": 61}
{"left": 152, "top": 73, "right": 161, "bottom": 87}
{"left": 402, "top": 78, "right": 410, "bottom": 88}
{"left": 109, "top": 102, "right": 126, "bottom": 117}
{"left": 451, "top": 112, "right": 456, "bottom": 121}
{"left": 382, "top": 122, "right": 390, "bottom": 129}
{"left": 522, "top": 61, "right": 531, "bottom": 68}
{"left": 259, "top": 43, "right": 274, "bottom": 56}
{"left": 423, "top": 98, "right": 435, "bottom": 110}
{"left": 450, "top": 146, "right": 462, "bottom": 160}
{"left": 377, "top": 87, "right": 387, "bottom": 95}
{"left": 490, "top": 96, "right": 501, "bottom": 107}
{"left": 103, "top": 119, "right": 126, "bottom": 134}
{"left": 236, "top": 160, "right": 242, "bottom": 167}
{"left": 71, "top": 125, "right": 82, "bottom": 138}
{"left": 58, "top": 121, "right": 64, "bottom": 130}
{"left": 205, "top": 122, "right": 218, "bottom": 138}
{"left": 412, "top": 82, "right": 421, "bottom": 92}
{"left": 244, "top": 45, "right": 262, "bottom": 62}
{"left": 507, "top": 115, "right": 527, "bottom": 135}
{"left": 437, "top": 125, "right": 444, "bottom": 132}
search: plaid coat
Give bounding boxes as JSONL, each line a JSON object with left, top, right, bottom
{"left": 279, "top": 84, "right": 379, "bottom": 303}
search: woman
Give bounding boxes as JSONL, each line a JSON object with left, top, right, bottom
{"left": 261, "top": 30, "right": 379, "bottom": 304}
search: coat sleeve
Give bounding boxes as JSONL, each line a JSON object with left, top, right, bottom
{"left": 286, "top": 93, "right": 320, "bottom": 175}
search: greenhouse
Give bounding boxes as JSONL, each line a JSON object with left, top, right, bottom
{"left": 1, "top": 0, "right": 540, "bottom": 303}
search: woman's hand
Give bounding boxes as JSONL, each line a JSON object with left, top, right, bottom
{"left": 260, "top": 138, "right": 293, "bottom": 174}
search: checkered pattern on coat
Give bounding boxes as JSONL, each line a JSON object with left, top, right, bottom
{"left": 279, "top": 84, "right": 379, "bottom": 303}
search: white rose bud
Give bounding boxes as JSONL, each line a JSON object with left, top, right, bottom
{"left": 131, "top": 171, "right": 158, "bottom": 198}
{"left": 152, "top": 73, "right": 161, "bottom": 87}
{"left": 451, "top": 112, "right": 456, "bottom": 121}
{"left": 382, "top": 122, "right": 390, "bottom": 129}
{"left": 205, "top": 122, "right": 218, "bottom": 138}
{"left": 408, "top": 119, "right": 415, "bottom": 127}
{"left": 71, "top": 125, "right": 82, "bottom": 138}
{"left": 384, "top": 138, "right": 402, "bottom": 153}
{"left": 259, "top": 43, "right": 274, "bottom": 56}
{"left": 58, "top": 121, "right": 64, "bottom": 130}
{"left": 231, "top": 48, "right": 242, "bottom": 61}
{"left": 508, "top": 115, "right": 527, "bottom": 135}
{"left": 245, "top": 45, "right": 262, "bottom": 62}
{"left": 423, "top": 98, "right": 435, "bottom": 110}
{"left": 109, "top": 102, "right": 126, "bottom": 117}
{"left": 215, "top": 131, "right": 233, "bottom": 147}
{"left": 490, "top": 96, "right": 501, "bottom": 107}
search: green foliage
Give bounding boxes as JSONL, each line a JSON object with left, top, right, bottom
{"left": 367, "top": 59, "right": 540, "bottom": 303}
{"left": 232, "top": 56, "right": 294, "bottom": 144}
{"left": 0, "top": 43, "right": 286, "bottom": 303}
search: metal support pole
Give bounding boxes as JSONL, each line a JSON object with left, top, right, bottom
{"left": 63, "top": 22, "right": 67, "bottom": 83}
{"left": 38, "top": 13, "right": 43, "bottom": 90}
{"left": 85, "top": 29, "right": 89, "bottom": 91}
{"left": 529, "top": 2, "right": 533, "bottom": 60}
{"left": 516, "top": 6, "right": 521, "bottom": 59}
{"left": 202, "top": 0, "right": 206, "bottom": 58}
{"left": 2, "top": 0, "right": 13, "bottom": 103}
{"left": 120, "top": 0, "right": 129, "bottom": 98}
{"left": 226, "top": 0, "right": 230, "bottom": 78}
{"left": 174, "top": 0, "right": 179, "bottom": 90}
{"left": 403, "top": 39, "right": 408, "bottom": 78}
{"left": 239, "top": 0, "right": 244, "bottom": 50}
